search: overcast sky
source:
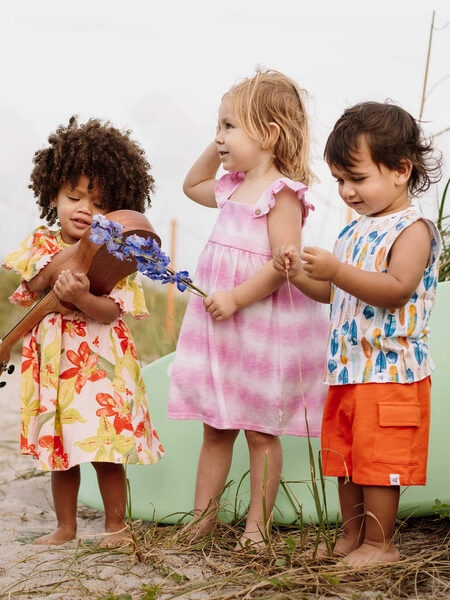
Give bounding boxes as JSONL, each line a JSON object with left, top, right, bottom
{"left": 1, "top": 0, "right": 449, "bottom": 278}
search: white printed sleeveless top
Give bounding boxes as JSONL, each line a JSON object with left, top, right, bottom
{"left": 325, "top": 208, "right": 441, "bottom": 385}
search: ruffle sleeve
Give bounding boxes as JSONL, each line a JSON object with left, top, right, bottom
{"left": 107, "top": 272, "right": 149, "bottom": 320}
{"left": 3, "top": 227, "right": 62, "bottom": 307}
{"left": 214, "top": 172, "right": 245, "bottom": 207}
{"left": 254, "top": 178, "right": 313, "bottom": 226}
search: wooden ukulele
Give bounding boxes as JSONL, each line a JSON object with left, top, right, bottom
{"left": 0, "top": 210, "right": 160, "bottom": 387}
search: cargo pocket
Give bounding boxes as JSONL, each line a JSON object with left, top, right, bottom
{"left": 372, "top": 402, "right": 420, "bottom": 465}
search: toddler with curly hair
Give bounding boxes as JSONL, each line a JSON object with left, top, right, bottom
{"left": 3, "top": 116, "right": 164, "bottom": 547}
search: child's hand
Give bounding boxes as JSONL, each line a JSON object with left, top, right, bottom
{"left": 53, "top": 270, "right": 90, "bottom": 305}
{"left": 301, "top": 247, "right": 340, "bottom": 281}
{"left": 203, "top": 290, "right": 238, "bottom": 321}
{"left": 273, "top": 245, "right": 301, "bottom": 276}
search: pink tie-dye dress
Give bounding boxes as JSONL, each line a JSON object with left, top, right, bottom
{"left": 168, "top": 173, "right": 328, "bottom": 436}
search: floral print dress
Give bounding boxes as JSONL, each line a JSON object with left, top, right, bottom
{"left": 3, "top": 226, "right": 164, "bottom": 471}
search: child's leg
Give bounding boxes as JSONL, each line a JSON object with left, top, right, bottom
{"left": 92, "top": 462, "right": 128, "bottom": 547}
{"left": 237, "top": 430, "right": 282, "bottom": 549}
{"left": 344, "top": 485, "right": 400, "bottom": 567}
{"left": 34, "top": 466, "right": 80, "bottom": 545}
{"left": 314, "top": 477, "right": 364, "bottom": 558}
{"left": 335, "top": 477, "right": 365, "bottom": 554}
{"left": 189, "top": 424, "right": 239, "bottom": 535}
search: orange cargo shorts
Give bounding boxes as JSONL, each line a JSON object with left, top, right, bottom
{"left": 321, "top": 377, "right": 431, "bottom": 486}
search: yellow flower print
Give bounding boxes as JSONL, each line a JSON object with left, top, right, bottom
{"left": 75, "top": 416, "right": 135, "bottom": 462}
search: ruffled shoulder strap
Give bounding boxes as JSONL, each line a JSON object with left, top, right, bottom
{"left": 3, "top": 226, "right": 63, "bottom": 281}
{"left": 214, "top": 172, "right": 244, "bottom": 207}
{"left": 254, "top": 178, "right": 313, "bottom": 225}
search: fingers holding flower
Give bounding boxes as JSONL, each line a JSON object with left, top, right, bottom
{"left": 203, "top": 290, "right": 238, "bottom": 321}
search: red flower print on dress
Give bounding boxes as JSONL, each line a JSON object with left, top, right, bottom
{"left": 135, "top": 420, "right": 164, "bottom": 454}
{"left": 60, "top": 341, "right": 106, "bottom": 394}
{"left": 22, "top": 335, "right": 40, "bottom": 383}
{"left": 20, "top": 434, "right": 38, "bottom": 458}
{"left": 95, "top": 391, "right": 133, "bottom": 434}
{"left": 33, "top": 230, "right": 60, "bottom": 259}
{"left": 135, "top": 420, "right": 145, "bottom": 437}
{"left": 38, "top": 435, "right": 69, "bottom": 470}
{"left": 9, "top": 285, "right": 35, "bottom": 307}
{"left": 113, "top": 321, "right": 138, "bottom": 359}
{"left": 62, "top": 317, "right": 87, "bottom": 338}
{"left": 152, "top": 428, "right": 164, "bottom": 454}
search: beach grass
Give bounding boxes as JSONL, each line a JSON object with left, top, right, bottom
{"left": 437, "top": 177, "right": 450, "bottom": 282}
{"left": 2, "top": 506, "right": 449, "bottom": 599}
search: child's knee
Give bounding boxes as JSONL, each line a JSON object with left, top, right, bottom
{"left": 244, "top": 429, "right": 279, "bottom": 449}
{"left": 203, "top": 423, "right": 239, "bottom": 445}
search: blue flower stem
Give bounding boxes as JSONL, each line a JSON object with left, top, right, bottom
{"left": 165, "top": 265, "right": 208, "bottom": 298}
{"left": 111, "top": 235, "right": 208, "bottom": 298}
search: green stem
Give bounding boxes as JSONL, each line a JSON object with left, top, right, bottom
{"left": 166, "top": 265, "right": 207, "bottom": 298}
{"left": 419, "top": 11, "right": 435, "bottom": 119}
{"left": 437, "top": 177, "right": 450, "bottom": 228}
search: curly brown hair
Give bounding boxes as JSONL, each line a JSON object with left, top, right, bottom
{"left": 324, "top": 101, "right": 442, "bottom": 197}
{"left": 29, "top": 116, "right": 155, "bottom": 225}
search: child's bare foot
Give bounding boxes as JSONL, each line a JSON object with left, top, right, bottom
{"left": 235, "top": 530, "right": 267, "bottom": 552}
{"left": 100, "top": 526, "right": 130, "bottom": 548}
{"left": 33, "top": 526, "right": 76, "bottom": 545}
{"left": 342, "top": 541, "right": 400, "bottom": 567}
{"left": 176, "top": 517, "right": 216, "bottom": 543}
{"left": 313, "top": 536, "right": 360, "bottom": 559}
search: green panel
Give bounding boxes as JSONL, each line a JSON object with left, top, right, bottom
{"left": 78, "top": 281, "right": 450, "bottom": 523}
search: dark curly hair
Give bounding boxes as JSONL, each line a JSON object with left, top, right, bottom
{"left": 29, "top": 116, "right": 155, "bottom": 225}
{"left": 324, "top": 101, "right": 442, "bottom": 197}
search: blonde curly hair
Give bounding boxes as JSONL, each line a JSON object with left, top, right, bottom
{"left": 226, "top": 69, "right": 312, "bottom": 185}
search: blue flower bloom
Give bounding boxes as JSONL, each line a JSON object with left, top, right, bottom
{"left": 89, "top": 215, "right": 204, "bottom": 296}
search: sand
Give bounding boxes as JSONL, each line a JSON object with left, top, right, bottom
{"left": 0, "top": 356, "right": 210, "bottom": 600}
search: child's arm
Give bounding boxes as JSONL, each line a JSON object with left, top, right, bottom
{"left": 27, "top": 243, "right": 78, "bottom": 293}
{"left": 204, "top": 262, "right": 285, "bottom": 320}
{"left": 273, "top": 245, "right": 331, "bottom": 303}
{"left": 27, "top": 263, "right": 57, "bottom": 292}
{"left": 183, "top": 142, "right": 220, "bottom": 207}
{"left": 204, "top": 188, "right": 304, "bottom": 320}
{"left": 303, "top": 220, "right": 431, "bottom": 308}
{"left": 53, "top": 270, "right": 120, "bottom": 323}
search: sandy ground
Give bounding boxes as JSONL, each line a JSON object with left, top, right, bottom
{"left": 0, "top": 357, "right": 211, "bottom": 600}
